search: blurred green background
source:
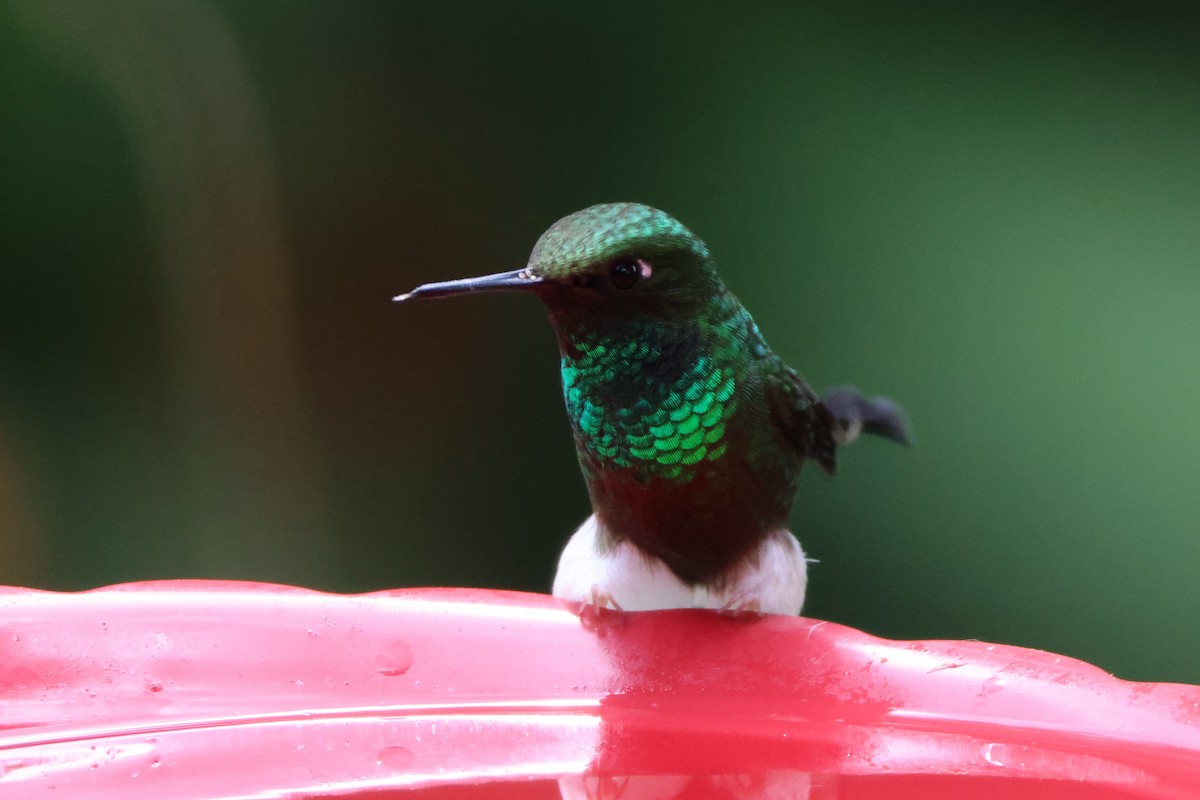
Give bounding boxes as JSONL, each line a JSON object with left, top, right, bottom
{"left": 2, "top": 1, "right": 1199, "bottom": 683}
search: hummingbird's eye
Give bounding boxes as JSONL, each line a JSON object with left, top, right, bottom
{"left": 610, "top": 258, "right": 650, "bottom": 290}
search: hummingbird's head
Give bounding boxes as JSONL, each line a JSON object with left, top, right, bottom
{"left": 524, "top": 203, "right": 720, "bottom": 320}
{"left": 395, "top": 203, "right": 724, "bottom": 325}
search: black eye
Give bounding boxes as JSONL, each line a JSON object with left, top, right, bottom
{"left": 610, "top": 259, "right": 641, "bottom": 290}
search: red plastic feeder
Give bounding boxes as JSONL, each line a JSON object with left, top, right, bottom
{"left": 1, "top": 581, "right": 1197, "bottom": 798}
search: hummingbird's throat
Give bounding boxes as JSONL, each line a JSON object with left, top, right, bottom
{"left": 558, "top": 323, "right": 740, "bottom": 484}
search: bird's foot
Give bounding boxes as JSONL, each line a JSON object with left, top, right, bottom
{"left": 717, "top": 597, "right": 765, "bottom": 618}
{"left": 587, "top": 585, "right": 624, "bottom": 612}
{"left": 578, "top": 585, "right": 626, "bottom": 634}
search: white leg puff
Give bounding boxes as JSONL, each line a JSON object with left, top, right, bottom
{"left": 552, "top": 514, "right": 808, "bottom": 616}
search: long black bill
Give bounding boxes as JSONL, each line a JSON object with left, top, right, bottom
{"left": 393, "top": 268, "right": 543, "bottom": 302}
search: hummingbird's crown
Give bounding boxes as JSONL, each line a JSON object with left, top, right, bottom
{"left": 527, "top": 203, "right": 710, "bottom": 279}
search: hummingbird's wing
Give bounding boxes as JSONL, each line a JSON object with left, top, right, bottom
{"left": 764, "top": 361, "right": 841, "bottom": 477}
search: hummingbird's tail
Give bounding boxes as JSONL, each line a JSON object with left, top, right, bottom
{"left": 819, "top": 386, "right": 911, "bottom": 449}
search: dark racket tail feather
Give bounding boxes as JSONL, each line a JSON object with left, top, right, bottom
{"left": 819, "top": 386, "right": 911, "bottom": 448}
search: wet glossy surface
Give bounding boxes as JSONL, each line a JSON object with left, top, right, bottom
{"left": 0, "top": 582, "right": 1197, "bottom": 798}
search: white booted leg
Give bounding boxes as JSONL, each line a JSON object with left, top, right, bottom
{"left": 552, "top": 514, "right": 808, "bottom": 615}
{"left": 552, "top": 515, "right": 694, "bottom": 611}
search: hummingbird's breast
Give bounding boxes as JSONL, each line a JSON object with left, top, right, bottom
{"left": 556, "top": 305, "right": 803, "bottom": 584}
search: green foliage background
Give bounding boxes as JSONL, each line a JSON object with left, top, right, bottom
{"left": 2, "top": 2, "right": 1199, "bottom": 682}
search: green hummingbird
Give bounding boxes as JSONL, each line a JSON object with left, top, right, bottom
{"left": 395, "top": 203, "right": 908, "bottom": 614}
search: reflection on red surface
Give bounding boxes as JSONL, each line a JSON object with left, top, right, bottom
{"left": 0, "top": 582, "right": 1197, "bottom": 798}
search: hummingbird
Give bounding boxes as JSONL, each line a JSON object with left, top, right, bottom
{"left": 395, "top": 203, "right": 908, "bottom": 615}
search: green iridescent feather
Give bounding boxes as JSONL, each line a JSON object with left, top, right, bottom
{"left": 561, "top": 313, "right": 740, "bottom": 482}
